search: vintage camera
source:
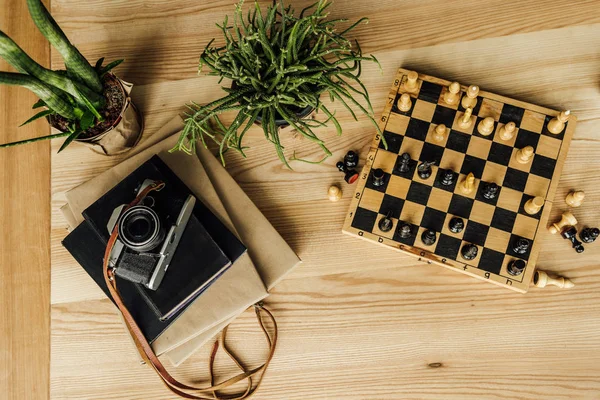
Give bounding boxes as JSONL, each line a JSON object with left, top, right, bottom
{"left": 106, "top": 179, "right": 196, "bottom": 290}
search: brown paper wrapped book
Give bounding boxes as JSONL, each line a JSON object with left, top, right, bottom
{"left": 61, "top": 115, "right": 301, "bottom": 362}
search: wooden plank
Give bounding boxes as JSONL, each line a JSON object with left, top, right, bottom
{"left": 0, "top": 1, "right": 50, "bottom": 399}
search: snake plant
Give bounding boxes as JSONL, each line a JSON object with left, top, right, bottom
{"left": 0, "top": 0, "right": 123, "bottom": 151}
{"left": 172, "top": 0, "right": 382, "bottom": 168}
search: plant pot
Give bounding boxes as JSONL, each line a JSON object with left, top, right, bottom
{"left": 49, "top": 74, "right": 144, "bottom": 156}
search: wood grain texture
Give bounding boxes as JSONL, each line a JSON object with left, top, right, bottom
{"left": 48, "top": 1, "right": 600, "bottom": 399}
{"left": 0, "top": 1, "right": 50, "bottom": 399}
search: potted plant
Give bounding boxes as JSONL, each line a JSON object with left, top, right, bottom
{"left": 0, "top": 0, "right": 143, "bottom": 155}
{"left": 172, "top": 0, "right": 383, "bottom": 168}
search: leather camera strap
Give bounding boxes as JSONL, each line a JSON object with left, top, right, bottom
{"left": 102, "top": 181, "right": 278, "bottom": 399}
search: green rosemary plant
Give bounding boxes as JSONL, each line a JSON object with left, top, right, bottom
{"left": 172, "top": 0, "right": 383, "bottom": 167}
{"left": 0, "top": 0, "right": 123, "bottom": 151}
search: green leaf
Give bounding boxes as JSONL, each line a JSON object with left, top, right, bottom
{"left": 79, "top": 110, "right": 95, "bottom": 131}
{"left": 94, "top": 57, "right": 105, "bottom": 71}
{"left": 100, "top": 59, "right": 124, "bottom": 76}
{"left": 19, "top": 109, "right": 53, "bottom": 127}
{"left": 72, "top": 84, "right": 102, "bottom": 120}
{"left": 58, "top": 128, "right": 84, "bottom": 153}
{"left": 32, "top": 99, "right": 46, "bottom": 109}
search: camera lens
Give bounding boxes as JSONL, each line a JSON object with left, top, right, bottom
{"left": 118, "top": 205, "right": 165, "bottom": 252}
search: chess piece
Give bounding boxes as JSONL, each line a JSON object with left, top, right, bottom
{"left": 461, "top": 243, "right": 478, "bottom": 260}
{"left": 379, "top": 211, "right": 393, "bottom": 232}
{"left": 512, "top": 238, "right": 530, "bottom": 255}
{"left": 461, "top": 85, "right": 479, "bottom": 109}
{"left": 459, "top": 107, "right": 473, "bottom": 128}
{"left": 398, "top": 152, "right": 411, "bottom": 173}
{"left": 443, "top": 82, "right": 461, "bottom": 105}
{"left": 433, "top": 124, "right": 447, "bottom": 143}
{"left": 498, "top": 122, "right": 516, "bottom": 141}
{"left": 533, "top": 270, "right": 575, "bottom": 289}
{"left": 417, "top": 161, "right": 435, "bottom": 180}
{"left": 477, "top": 116, "right": 495, "bottom": 136}
{"left": 565, "top": 190, "right": 585, "bottom": 207}
{"left": 548, "top": 211, "right": 578, "bottom": 234}
{"left": 336, "top": 161, "right": 358, "bottom": 184}
{"left": 482, "top": 182, "right": 499, "bottom": 200}
{"left": 344, "top": 151, "right": 359, "bottom": 169}
{"left": 421, "top": 229, "right": 437, "bottom": 246}
{"left": 405, "top": 71, "right": 419, "bottom": 92}
{"left": 372, "top": 168, "right": 385, "bottom": 187}
{"left": 507, "top": 259, "right": 526, "bottom": 276}
{"left": 398, "top": 222, "right": 412, "bottom": 239}
{"left": 524, "top": 196, "right": 544, "bottom": 215}
{"left": 580, "top": 227, "right": 599, "bottom": 243}
{"left": 397, "top": 93, "right": 412, "bottom": 112}
{"left": 449, "top": 217, "right": 464, "bottom": 233}
{"left": 516, "top": 145, "right": 534, "bottom": 164}
{"left": 547, "top": 110, "right": 570, "bottom": 134}
{"left": 561, "top": 226, "right": 584, "bottom": 253}
{"left": 459, "top": 172, "right": 475, "bottom": 195}
{"left": 440, "top": 169, "right": 455, "bottom": 186}
{"left": 328, "top": 185, "right": 342, "bottom": 202}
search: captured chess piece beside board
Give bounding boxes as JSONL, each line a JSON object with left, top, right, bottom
{"left": 342, "top": 68, "right": 580, "bottom": 293}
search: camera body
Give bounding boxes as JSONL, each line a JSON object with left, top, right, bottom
{"left": 106, "top": 179, "right": 196, "bottom": 290}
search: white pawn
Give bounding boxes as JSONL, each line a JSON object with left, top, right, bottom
{"left": 443, "top": 82, "right": 461, "bottom": 105}
{"left": 547, "top": 110, "right": 570, "bottom": 134}
{"left": 328, "top": 185, "right": 342, "bottom": 202}
{"left": 433, "top": 124, "right": 447, "bottom": 143}
{"left": 461, "top": 85, "right": 479, "bottom": 109}
{"left": 516, "top": 146, "right": 534, "bottom": 164}
{"left": 397, "top": 93, "right": 412, "bottom": 112}
{"left": 498, "top": 122, "right": 516, "bottom": 141}
{"left": 477, "top": 117, "right": 495, "bottom": 136}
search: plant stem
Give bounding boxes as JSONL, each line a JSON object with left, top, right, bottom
{"left": 0, "top": 131, "right": 70, "bottom": 148}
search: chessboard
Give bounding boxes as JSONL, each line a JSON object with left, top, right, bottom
{"left": 342, "top": 68, "right": 576, "bottom": 293}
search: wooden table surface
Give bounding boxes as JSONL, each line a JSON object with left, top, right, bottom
{"left": 3, "top": 0, "right": 600, "bottom": 399}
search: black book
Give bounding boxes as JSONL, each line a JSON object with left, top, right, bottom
{"left": 62, "top": 156, "right": 246, "bottom": 342}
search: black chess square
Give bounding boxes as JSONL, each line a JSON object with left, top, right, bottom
{"left": 473, "top": 117, "right": 497, "bottom": 141}
{"left": 391, "top": 93, "right": 415, "bottom": 115}
{"left": 405, "top": 118, "right": 430, "bottom": 141}
{"left": 542, "top": 115, "right": 566, "bottom": 139}
{"left": 518, "top": 194, "right": 543, "bottom": 220}
{"left": 435, "top": 234, "right": 462, "bottom": 261}
{"left": 506, "top": 234, "right": 532, "bottom": 260}
{"left": 421, "top": 207, "right": 446, "bottom": 232}
{"left": 351, "top": 207, "right": 377, "bottom": 232}
{"left": 420, "top": 143, "right": 445, "bottom": 164}
{"left": 530, "top": 154, "right": 556, "bottom": 179}
{"left": 491, "top": 207, "right": 517, "bottom": 232}
{"left": 448, "top": 195, "right": 474, "bottom": 219}
{"left": 433, "top": 168, "right": 458, "bottom": 192}
{"left": 446, "top": 130, "right": 471, "bottom": 153}
{"left": 393, "top": 155, "right": 418, "bottom": 177}
{"left": 379, "top": 130, "right": 403, "bottom": 154}
{"left": 418, "top": 81, "right": 443, "bottom": 103}
{"left": 478, "top": 248, "right": 504, "bottom": 275}
{"left": 463, "top": 221, "right": 489, "bottom": 247}
{"left": 432, "top": 105, "right": 457, "bottom": 127}
{"left": 488, "top": 142, "right": 513, "bottom": 166}
{"left": 393, "top": 222, "right": 418, "bottom": 245}
{"left": 502, "top": 168, "right": 528, "bottom": 192}
{"left": 475, "top": 182, "right": 501, "bottom": 206}
{"left": 460, "top": 155, "right": 487, "bottom": 179}
{"left": 406, "top": 181, "right": 432, "bottom": 204}
{"left": 499, "top": 104, "right": 525, "bottom": 126}
{"left": 514, "top": 129, "right": 540, "bottom": 149}
{"left": 365, "top": 169, "right": 391, "bottom": 192}
{"left": 380, "top": 194, "right": 405, "bottom": 219}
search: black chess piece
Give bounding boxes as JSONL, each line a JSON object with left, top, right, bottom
{"left": 421, "top": 229, "right": 437, "bottom": 246}
{"left": 507, "top": 259, "right": 526, "bottom": 276}
{"left": 449, "top": 217, "right": 464, "bottom": 233}
{"left": 398, "top": 152, "right": 411, "bottom": 174}
{"left": 398, "top": 222, "right": 412, "bottom": 239}
{"left": 512, "top": 238, "right": 530, "bottom": 255}
{"left": 440, "top": 169, "right": 455, "bottom": 186}
{"left": 378, "top": 211, "right": 393, "bottom": 232}
{"left": 580, "top": 227, "right": 599, "bottom": 243}
{"left": 344, "top": 151, "right": 358, "bottom": 169}
{"left": 336, "top": 161, "right": 358, "bottom": 184}
{"left": 482, "top": 182, "right": 499, "bottom": 200}
{"left": 461, "top": 243, "right": 478, "bottom": 260}
{"left": 417, "top": 161, "right": 435, "bottom": 180}
{"left": 372, "top": 168, "right": 385, "bottom": 187}
{"left": 561, "top": 226, "right": 585, "bottom": 253}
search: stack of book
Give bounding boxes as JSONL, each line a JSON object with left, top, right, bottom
{"left": 60, "top": 116, "right": 301, "bottom": 365}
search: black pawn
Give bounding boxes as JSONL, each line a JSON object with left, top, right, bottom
{"left": 398, "top": 152, "right": 411, "bottom": 174}
{"left": 482, "top": 182, "right": 499, "bottom": 200}
{"left": 507, "top": 259, "right": 527, "bottom": 276}
{"left": 344, "top": 151, "right": 358, "bottom": 169}
{"left": 449, "top": 217, "right": 464, "bottom": 233}
{"left": 512, "top": 238, "right": 530, "bottom": 255}
{"left": 378, "top": 212, "right": 393, "bottom": 233}
{"left": 398, "top": 222, "right": 412, "bottom": 239}
{"left": 372, "top": 168, "right": 385, "bottom": 187}
{"left": 440, "top": 169, "right": 455, "bottom": 186}
{"left": 336, "top": 161, "right": 358, "bottom": 184}
{"left": 417, "top": 161, "right": 435, "bottom": 180}
{"left": 461, "top": 243, "right": 478, "bottom": 260}
{"left": 580, "top": 227, "right": 599, "bottom": 243}
{"left": 562, "top": 226, "right": 585, "bottom": 253}
{"left": 421, "top": 229, "right": 437, "bottom": 246}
